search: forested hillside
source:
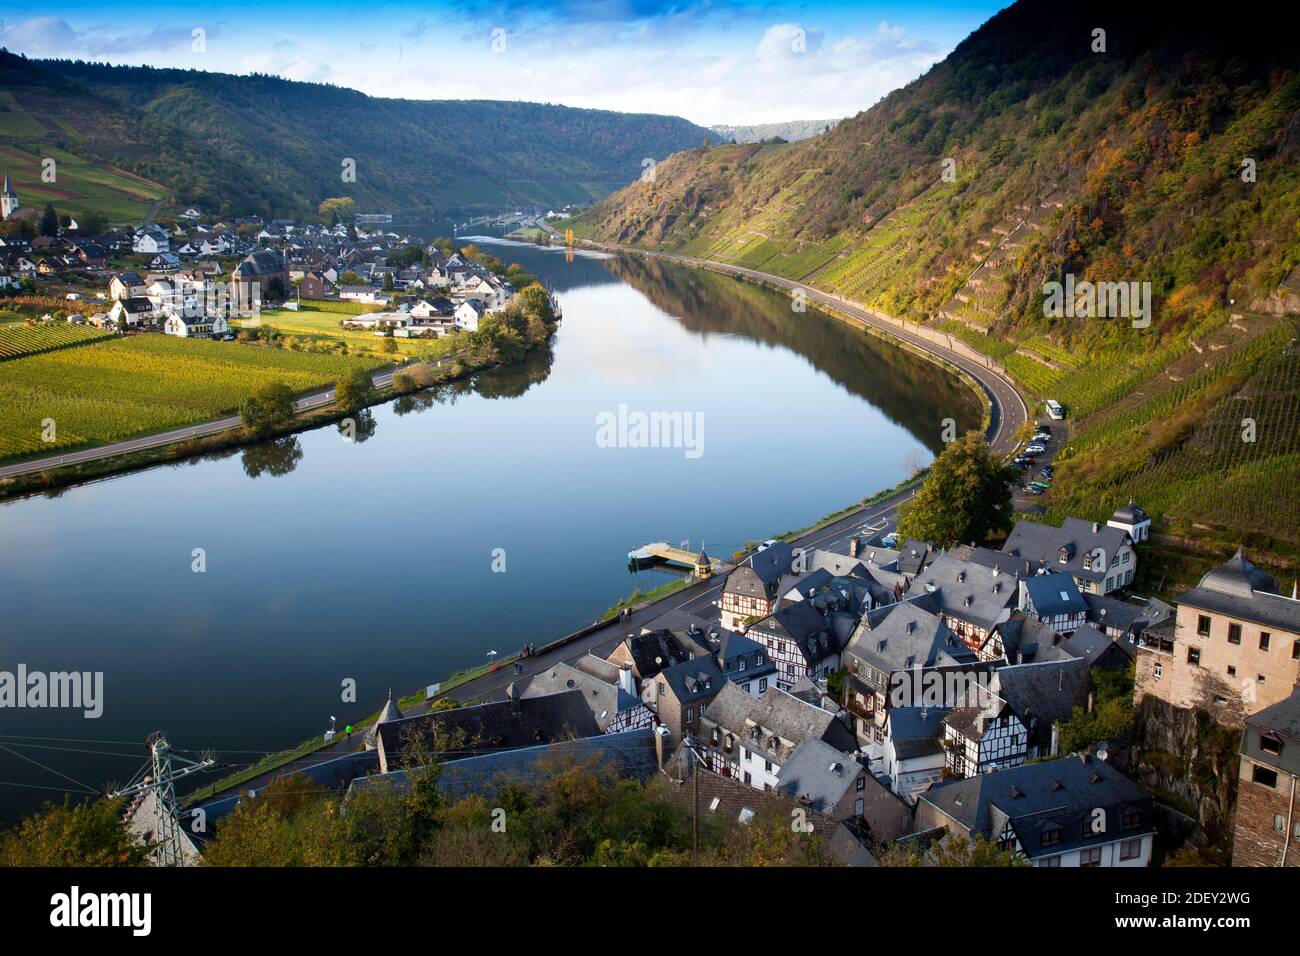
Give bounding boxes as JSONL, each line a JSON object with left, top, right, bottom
{"left": 575, "top": 0, "right": 1300, "bottom": 558}
{"left": 0, "top": 50, "right": 716, "bottom": 219}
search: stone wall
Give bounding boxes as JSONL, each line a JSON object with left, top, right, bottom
{"left": 1129, "top": 696, "right": 1241, "bottom": 855}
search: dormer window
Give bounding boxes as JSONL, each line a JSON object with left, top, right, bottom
{"left": 1261, "top": 734, "right": 1283, "bottom": 756}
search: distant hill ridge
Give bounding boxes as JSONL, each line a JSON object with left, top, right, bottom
{"left": 0, "top": 50, "right": 717, "bottom": 219}
{"left": 710, "top": 119, "right": 841, "bottom": 144}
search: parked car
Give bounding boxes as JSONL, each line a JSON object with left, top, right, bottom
{"left": 1015, "top": 455, "right": 1036, "bottom": 466}
{"left": 881, "top": 532, "right": 899, "bottom": 548}
{"left": 1036, "top": 424, "right": 1052, "bottom": 435}
{"left": 1026, "top": 444, "right": 1047, "bottom": 455}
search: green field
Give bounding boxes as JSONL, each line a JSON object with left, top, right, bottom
{"left": 252, "top": 301, "right": 462, "bottom": 361}
{"left": 0, "top": 322, "right": 112, "bottom": 359}
{"left": 0, "top": 140, "right": 164, "bottom": 221}
{"left": 0, "top": 335, "right": 384, "bottom": 462}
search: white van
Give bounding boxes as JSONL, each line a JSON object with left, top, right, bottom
{"left": 1045, "top": 399, "right": 1064, "bottom": 420}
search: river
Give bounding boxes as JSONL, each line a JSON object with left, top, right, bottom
{"left": 0, "top": 237, "right": 980, "bottom": 821}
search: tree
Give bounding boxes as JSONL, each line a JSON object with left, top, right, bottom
{"left": 338, "top": 270, "right": 363, "bottom": 286}
{"left": 882, "top": 832, "right": 1028, "bottom": 867}
{"left": 239, "top": 381, "right": 296, "bottom": 437}
{"left": 895, "top": 430, "right": 1015, "bottom": 547}
{"left": 0, "top": 797, "right": 149, "bottom": 867}
{"left": 335, "top": 367, "right": 374, "bottom": 412}
{"left": 39, "top": 202, "right": 59, "bottom": 237}
{"left": 317, "top": 196, "right": 355, "bottom": 223}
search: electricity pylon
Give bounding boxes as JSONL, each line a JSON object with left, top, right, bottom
{"left": 110, "top": 732, "right": 214, "bottom": 867}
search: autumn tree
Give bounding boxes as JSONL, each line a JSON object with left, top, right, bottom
{"left": 895, "top": 430, "right": 1015, "bottom": 547}
{"left": 334, "top": 367, "right": 374, "bottom": 412}
{"left": 239, "top": 381, "right": 297, "bottom": 437}
{"left": 0, "top": 797, "right": 149, "bottom": 867}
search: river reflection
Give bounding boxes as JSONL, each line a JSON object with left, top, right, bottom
{"left": 0, "top": 238, "right": 978, "bottom": 820}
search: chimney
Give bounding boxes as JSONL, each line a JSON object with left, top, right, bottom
{"left": 654, "top": 724, "right": 671, "bottom": 771}
{"left": 1092, "top": 522, "right": 1100, "bottom": 533}
{"left": 618, "top": 663, "right": 636, "bottom": 697}
{"left": 848, "top": 536, "right": 860, "bottom": 558}
{"left": 1050, "top": 723, "right": 1059, "bottom": 756}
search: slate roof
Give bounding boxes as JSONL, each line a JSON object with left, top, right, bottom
{"left": 621, "top": 628, "right": 692, "bottom": 679}
{"left": 886, "top": 706, "right": 950, "bottom": 759}
{"left": 775, "top": 738, "right": 861, "bottom": 814}
{"left": 753, "top": 601, "right": 840, "bottom": 666}
{"left": 991, "top": 615, "right": 1075, "bottom": 664}
{"left": 845, "top": 599, "right": 976, "bottom": 675}
{"left": 375, "top": 688, "right": 601, "bottom": 771}
{"left": 1062, "top": 624, "right": 1132, "bottom": 667}
{"left": 1025, "top": 572, "right": 1088, "bottom": 618}
{"left": 1110, "top": 501, "right": 1150, "bottom": 525}
{"left": 920, "top": 753, "right": 1154, "bottom": 859}
{"left": 1177, "top": 549, "right": 1300, "bottom": 634}
{"left": 1083, "top": 592, "right": 1171, "bottom": 636}
{"left": 1243, "top": 689, "right": 1300, "bottom": 777}
{"left": 521, "top": 661, "right": 642, "bottom": 730}
{"left": 898, "top": 540, "right": 931, "bottom": 576}
{"left": 233, "top": 248, "right": 286, "bottom": 277}
{"left": 989, "top": 658, "right": 1090, "bottom": 750}
{"left": 351, "top": 728, "right": 660, "bottom": 802}
{"left": 1002, "top": 518, "right": 1132, "bottom": 583}
{"left": 914, "top": 552, "right": 1018, "bottom": 632}
{"left": 704, "top": 685, "right": 856, "bottom": 765}
{"left": 657, "top": 655, "right": 724, "bottom": 706}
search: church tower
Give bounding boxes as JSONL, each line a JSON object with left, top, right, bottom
{"left": 1, "top": 174, "right": 19, "bottom": 220}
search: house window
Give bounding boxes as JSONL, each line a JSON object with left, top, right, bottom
{"left": 1260, "top": 632, "right": 1271, "bottom": 651}
{"left": 1122, "top": 809, "right": 1142, "bottom": 831}
{"left": 1197, "top": 615, "right": 1211, "bottom": 637}
{"left": 759, "top": 678, "right": 768, "bottom": 692}
{"left": 1253, "top": 766, "right": 1279, "bottom": 789}
{"left": 1227, "top": 665, "right": 1236, "bottom": 677}
{"left": 1228, "top": 623, "right": 1241, "bottom": 645}
{"left": 764, "top": 760, "right": 772, "bottom": 773}
{"left": 1293, "top": 640, "right": 1299, "bottom": 661}
{"left": 1038, "top": 855, "right": 1061, "bottom": 868}
{"left": 1187, "top": 647, "right": 1200, "bottom": 666}
{"left": 1119, "top": 839, "right": 1142, "bottom": 861}
{"left": 1274, "top": 814, "right": 1287, "bottom": 833}
{"left": 1040, "top": 825, "right": 1063, "bottom": 847}
{"left": 1261, "top": 735, "right": 1283, "bottom": 756}
{"left": 1079, "top": 847, "right": 1103, "bottom": 867}
{"left": 685, "top": 706, "right": 695, "bottom": 724}
{"left": 856, "top": 776, "right": 866, "bottom": 791}
{"left": 854, "top": 797, "right": 864, "bottom": 817}
{"left": 1153, "top": 662, "right": 1163, "bottom": 679}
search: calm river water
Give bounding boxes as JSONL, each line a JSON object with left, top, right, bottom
{"left": 0, "top": 237, "right": 979, "bottom": 820}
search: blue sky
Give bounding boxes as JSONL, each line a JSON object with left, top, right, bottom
{"left": 0, "top": 1, "right": 1008, "bottom": 125}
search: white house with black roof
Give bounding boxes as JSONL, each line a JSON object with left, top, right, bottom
{"left": 699, "top": 683, "right": 856, "bottom": 793}
{"left": 1020, "top": 571, "right": 1088, "bottom": 633}
{"left": 916, "top": 750, "right": 1156, "bottom": 867}
{"left": 1002, "top": 517, "right": 1136, "bottom": 595}
{"left": 746, "top": 599, "right": 846, "bottom": 691}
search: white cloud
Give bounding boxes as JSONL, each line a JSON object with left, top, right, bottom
{"left": 1, "top": 16, "right": 199, "bottom": 58}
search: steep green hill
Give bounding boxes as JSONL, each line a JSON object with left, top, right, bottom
{"left": 576, "top": 0, "right": 1300, "bottom": 555}
{"left": 0, "top": 50, "right": 716, "bottom": 220}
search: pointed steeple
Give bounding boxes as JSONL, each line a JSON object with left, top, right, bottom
{"left": 362, "top": 689, "right": 404, "bottom": 750}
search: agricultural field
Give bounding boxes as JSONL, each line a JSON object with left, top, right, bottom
{"left": 251, "top": 301, "right": 462, "bottom": 362}
{"left": 0, "top": 322, "right": 113, "bottom": 360}
{"left": 0, "top": 140, "right": 164, "bottom": 221}
{"left": 0, "top": 334, "right": 384, "bottom": 462}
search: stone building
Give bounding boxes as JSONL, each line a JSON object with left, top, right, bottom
{"left": 1135, "top": 549, "right": 1300, "bottom": 727}
{"left": 1231, "top": 689, "right": 1300, "bottom": 866}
